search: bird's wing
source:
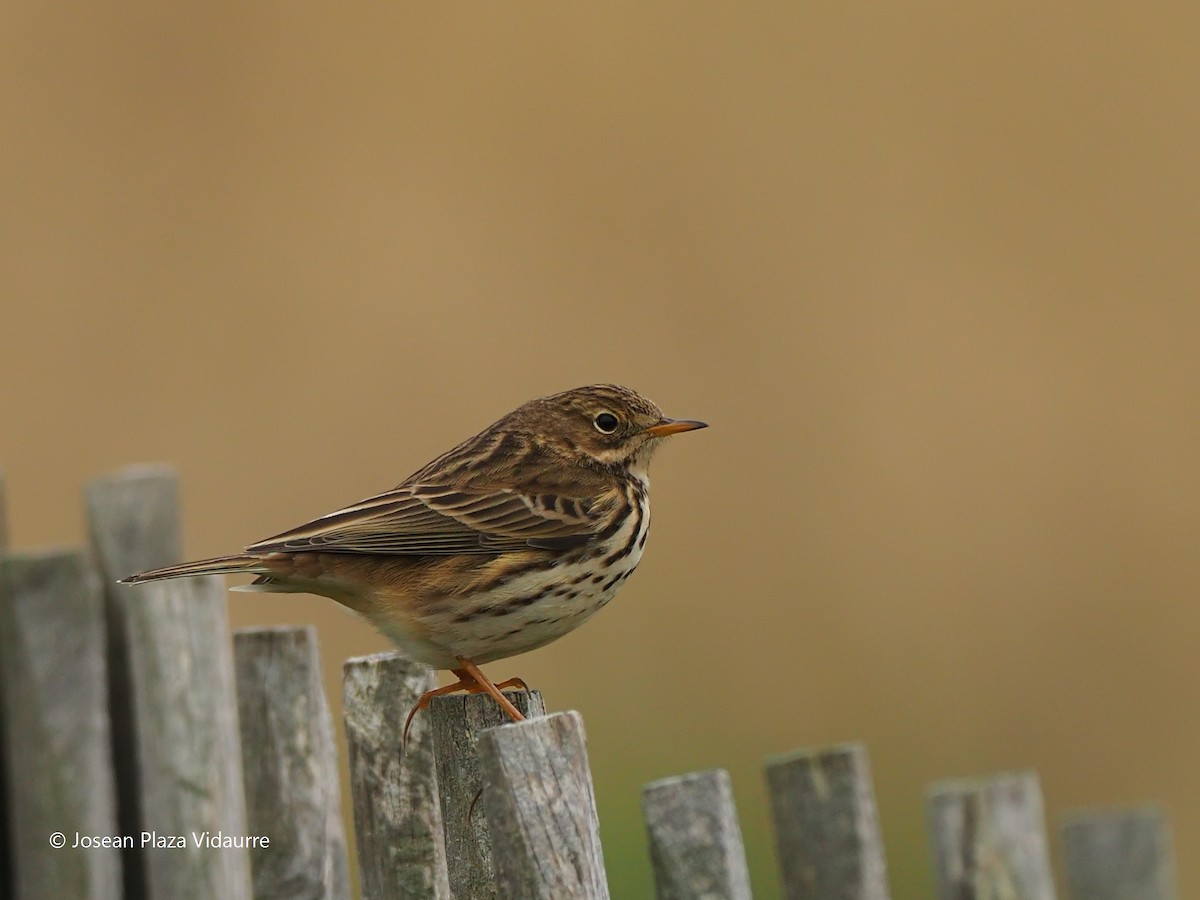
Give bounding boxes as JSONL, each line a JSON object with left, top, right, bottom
{"left": 244, "top": 484, "right": 605, "bottom": 556}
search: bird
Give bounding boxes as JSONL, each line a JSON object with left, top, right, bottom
{"left": 120, "top": 384, "right": 706, "bottom": 732}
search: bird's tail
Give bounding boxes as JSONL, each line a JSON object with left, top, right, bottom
{"left": 118, "top": 555, "right": 268, "bottom": 585}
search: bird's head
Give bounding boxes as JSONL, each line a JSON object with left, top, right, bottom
{"left": 514, "top": 384, "right": 707, "bottom": 474}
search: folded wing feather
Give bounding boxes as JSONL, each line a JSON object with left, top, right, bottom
{"left": 244, "top": 484, "right": 602, "bottom": 556}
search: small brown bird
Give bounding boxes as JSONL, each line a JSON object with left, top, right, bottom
{"left": 122, "top": 384, "right": 705, "bottom": 728}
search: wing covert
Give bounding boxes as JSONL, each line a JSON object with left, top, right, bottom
{"left": 245, "top": 484, "right": 603, "bottom": 556}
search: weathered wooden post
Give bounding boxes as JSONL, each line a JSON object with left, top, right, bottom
{"left": 430, "top": 690, "right": 546, "bottom": 899}
{"left": 233, "top": 626, "right": 350, "bottom": 900}
{"left": 0, "top": 548, "right": 122, "bottom": 900}
{"left": 642, "top": 768, "right": 752, "bottom": 900}
{"left": 927, "top": 770, "right": 1056, "bottom": 900}
{"left": 765, "top": 741, "right": 890, "bottom": 900}
{"left": 0, "top": 469, "right": 10, "bottom": 900}
{"left": 86, "top": 465, "right": 251, "bottom": 900}
{"left": 1060, "top": 807, "right": 1176, "bottom": 900}
{"left": 477, "top": 711, "right": 609, "bottom": 900}
{"left": 343, "top": 653, "right": 451, "bottom": 900}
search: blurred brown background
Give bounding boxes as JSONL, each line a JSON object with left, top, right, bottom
{"left": 3, "top": 3, "right": 1198, "bottom": 896}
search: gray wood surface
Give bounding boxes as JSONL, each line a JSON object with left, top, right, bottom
{"left": 86, "top": 464, "right": 183, "bottom": 580}
{"left": 0, "top": 549, "right": 122, "bottom": 900}
{"left": 642, "top": 768, "right": 752, "bottom": 900}
{"left": 0, "top": 469, "right": 10, "bottom": 900}
{"left": 477, "top": 710, "right": 609, "bottom": 900}
{"left": 927, "top": 770, "right": 1056, "bottom": 900}
{"left": 87, "top": 466, "right": 251, "bottom": 900}
{"left": 342, "top": 652, "right": 451, "bottom": 900}
{"left": 431, "top": 689, "right": 546, "bottom": 900}
{"left": 1060, "top": 807, "right": 1176, "bottom": 900}
{"left": 765, "top": 742, "right": 890, "bottom": 900}
{"left": 85, "top": 465, "right": 182, "bottom": 900}
{"left": 234, "top": 626, "right": 350, "bottom": 900}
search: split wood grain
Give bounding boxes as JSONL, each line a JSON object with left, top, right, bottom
{"left": 430, "top": 689, "right": 546, "bottom": 899}
{"left": 642, "top": 768, "right": 752, "bottom": 900}
{"left": 87, "top": 466, "right": 251, "bottom": 900}
{"left": 478, "top": 710, "right": 609, "bottom": 900}
{"left": 0, "top": 549, "right": 122, "bottom": 900}
{"left": 927, "top": 770, "right": 1056, "bottom": 900}
{"left": 343, "top": 652, "right": 451, "bottom": 900}
{"left": 765, "top": 742, "right": 890, "bottom": 900}
{"left": 234, "top": 626, "right": 350, "bottom": 900}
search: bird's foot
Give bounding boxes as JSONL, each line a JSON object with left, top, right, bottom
{"left": 402, "top": 658, "right": 528, "bottom": 746}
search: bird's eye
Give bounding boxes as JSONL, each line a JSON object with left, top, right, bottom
{"left": 593, "top": 412, "right": 620, "bottom": 434}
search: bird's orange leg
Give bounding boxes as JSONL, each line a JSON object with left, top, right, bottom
{"left": 455, "top": 658, "right": 527, "bottom": 723}
{"left": 402, "top": 660, "right": 528, "bottom": 746}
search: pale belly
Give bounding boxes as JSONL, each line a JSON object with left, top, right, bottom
{"left": 381, "top": 490, "right": 650, "bottom": 670}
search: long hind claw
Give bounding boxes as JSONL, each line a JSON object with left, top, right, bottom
{"left": 401, "top": 660, "right": 528, "bottom": 749}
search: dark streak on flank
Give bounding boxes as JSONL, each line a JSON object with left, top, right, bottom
{"left": 491, "top": 586, "right": 554, "bottom": 616}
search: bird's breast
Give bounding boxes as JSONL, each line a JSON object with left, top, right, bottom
{"left": 396, "top": 481, "right": 652, "bottom": 667}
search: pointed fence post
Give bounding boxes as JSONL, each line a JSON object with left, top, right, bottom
{"left": 86, "top": 466, "right": 251, "bottom": 900}
{"left": 927, "top": 770, "right": 1056, "bottom": 900}
{"left": 233, "top": 626, "right": 350, "bottom": 900}
{"left": 0, "top": 549, "right": 122, "bottom": 900}
{"left": 477, "top": 711, "right": 609, "bottom": 900}
{"left": 430, "top": 690, "right": 546, "bottom": 899}
{"left": 1060, "top": 807, "right": 1176, "bottom": 900}
{"left": 765, "top": 742, "right": 890, "bottom": 900}
{"left": 343, "top": 653, "right": 451, "bottom": 900}
{"left": 642, "top": 768, "right": 752, "bottom": 900}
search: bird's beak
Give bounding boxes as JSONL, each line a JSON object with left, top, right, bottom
{"left": 643, "top": 418, "right": 708, "bottom": 437}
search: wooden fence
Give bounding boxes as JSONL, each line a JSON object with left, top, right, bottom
{"left": 0, "top": 465, "right": 1181, "bottom": 899}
